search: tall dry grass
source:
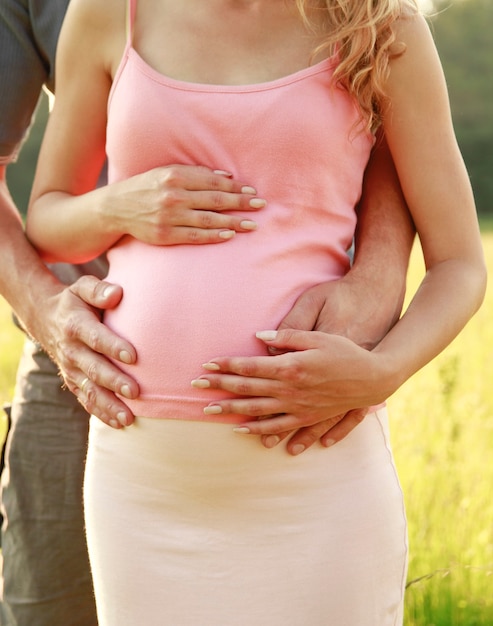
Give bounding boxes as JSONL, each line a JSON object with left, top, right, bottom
{"left": 391, "top": 233, "right": 493, "bottom": 625}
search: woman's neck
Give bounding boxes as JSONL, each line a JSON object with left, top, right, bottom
{"left": 131, "top": 0, "right": 329, "bottom": 85}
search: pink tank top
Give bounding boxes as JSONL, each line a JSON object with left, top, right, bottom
{"left": 104, "top": 0, "right": 374, "bottom": 422}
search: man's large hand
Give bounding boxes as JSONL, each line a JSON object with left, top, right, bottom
{"left": 40, "top": 276, "right": 139, "bottom": 428}
{"left": 277, "top": 271, "right": 401, "bottom": 349}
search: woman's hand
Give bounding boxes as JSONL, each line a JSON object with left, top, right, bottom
{"left": 106, "top": 165, "right": 266, "bottom": 246}
{"left": 28, "top": 165, "right": 266, "bottom": 263}
{"left": 192, "top": 330, "right": 395, "bottom": 449}
{"left": 190, "top": 260, "right": 406, "bottom": 456}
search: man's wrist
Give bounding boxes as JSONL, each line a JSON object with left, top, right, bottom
{"left": 7, "top": 269, "right": 64, "bottom": 352}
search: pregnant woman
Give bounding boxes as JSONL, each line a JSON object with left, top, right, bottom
{"left": 26, "top": 0, "right": 485, "bottom": 624}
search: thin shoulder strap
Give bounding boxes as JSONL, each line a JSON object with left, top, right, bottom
{"left": 126, "top": 0, "right": 137, "bottom": 43}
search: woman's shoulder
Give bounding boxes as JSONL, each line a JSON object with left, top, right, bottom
{"left": 63, "top": 0, "right": 127, "bottom": 38}
{"left": 58, "top": 0, "right": 127, "bottom": 77}
{"left": 387, "top": 9, "right": 443, "bottom": 91}
{"left": 391, "top": 9, "right": 433, "bottom": 52}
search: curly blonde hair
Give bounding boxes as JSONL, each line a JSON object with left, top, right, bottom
{"left": 296, "top": 0, "right": 419, "bottom": 131}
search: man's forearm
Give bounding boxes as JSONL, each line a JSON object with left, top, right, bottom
{"left": 0, "top": 171, "right": 64, "bottom": 343}
{"left": 352, "top": 132, "right": 416, "bottom": 327}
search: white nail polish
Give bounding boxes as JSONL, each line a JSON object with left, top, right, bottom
{"left": 240, "top": 220, "right": 257, "bottom": 230}
{"left": 202, "top": 363, "right": 221, "bottom": 371}
{"left": 256, "top": 330, "right": 278, "bottom": 341}
{"left": 204, "top": 405, "right": 223, "bottom": 415}
{"left": 241, "top": 185, "right": 257, "bottom": 194}
{"left": 191, "top": 379, "right": 210, "bottom": 389}
{"left": 214, "top": 169, "right": 233, "bottom": 177}
{"left": 249, "top": 198, "right": 266, "bottom": 208}
{"left": 219, "top": 230, "right": 235, "bottom": 240}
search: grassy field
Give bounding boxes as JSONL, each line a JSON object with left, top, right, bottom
{"left": 389, "top": 232, "right": 493, "bottom": 625}
{"left": 0, "top": 302, "right": 23, "bottom": 437}
{"left": 0, "top": 234, "right": 492, "bottom": 624}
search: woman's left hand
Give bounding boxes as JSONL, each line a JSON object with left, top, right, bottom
{"left": 193, "top": 329, "right": 394, "bottom": 455}
{"left": 192, "top": 270, "right": 404, "bottom": 455}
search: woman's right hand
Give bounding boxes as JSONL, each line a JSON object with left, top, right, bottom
{"left": 28, "top": 164, "right": 266, "bottom": 263}
{"left": 104, "top": 164, "right": 266, "bottom": 245}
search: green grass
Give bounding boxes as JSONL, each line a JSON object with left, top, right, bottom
{"left": 479, "top": 214, "right": 493, "bottom": 232}
{"left": 389, "top": 233, "right": 493, "bottom": 625}
{"left": 0, "top": 302, "right": 23, "bottom": 403}
{"left": 0, "top": 235, "right": 492, "bottom": 625}
{"left": 0, "top": 301, "right": 24, "bottom": 441}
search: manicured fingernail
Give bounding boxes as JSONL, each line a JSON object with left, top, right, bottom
{"left": 191, "top": 379, "right": 210, "bottom": 389}
{"left": 204, "top": 405, "right": 223, "bottom": 415}
{"left": 119, "top": 350, "right": 133, "bottom": 364}
{"left": 291, "top": 444, "right": 305, "bottom": 456}
{"left": 214, "top": 170, "right": 233, "bottom": 177}
{"left": 241, "top": 185, "right": 257, "bottom": 194}
{"left": 109, "top": 418, "right": 120, "bottom": 429}
{"left": 256, "top": 330, "right": 278, "bottom": 341}
{"left": 264, "top": 435, "right": 280, "bottom": 448}
{"left": 323, "top": 438, "right": 336, "bottom": 448}
{"left": 249, "top": 198, "right": 266, "bottom": 208}
{"left": 233, "top": 426, "right": 250, "bottom": 434}
{"left": 202, "top": 363, "right": 221, "bottom": 371}
{"left": 117, "top": 412, "right": 128, "bottom": 426}
{"left": 120, "top": 384, "right": 132, "bottom": 399}
{"left": 240, "top": 220, "right": 257, "bottom": 230}
{"left": 219, "top": 230, "right": 235, "bottom": 240}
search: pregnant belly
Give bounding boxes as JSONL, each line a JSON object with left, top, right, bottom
{"left": 104, "top": 236, "right": 347, "bottom": 421}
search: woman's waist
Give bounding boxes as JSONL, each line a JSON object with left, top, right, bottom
{"left": 104, "top": 237, "right": 348, "bottom": 325}
{"left": 104, "top": 300, "right": 283, "bottom": 422}
{"left": 104, "top": 235, "right": 346, "bottom": 341}
{"left": 104, "top": 239, "right": 349, "bottom": 420}
{"left": 116, "top": 394, "right": 251, "bottom": 423}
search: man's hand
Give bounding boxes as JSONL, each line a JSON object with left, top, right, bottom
{"left": 2, "top": 165, "right": 137, "bottom": 428}
{"left": 40, "top": 275, "right": 139, "bottom": 428}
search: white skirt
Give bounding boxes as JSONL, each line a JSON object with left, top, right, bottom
{"left": 84, "top": 409, "right": 407, "bottom": 626}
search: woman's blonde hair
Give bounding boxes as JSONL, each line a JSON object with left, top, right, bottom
{"left": 296, "top": 0, "right": 419, "bottom": 131}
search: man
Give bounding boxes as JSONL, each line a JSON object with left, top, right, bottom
{"left": 0, "top": 1, "right": 414, "bottom": 624}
